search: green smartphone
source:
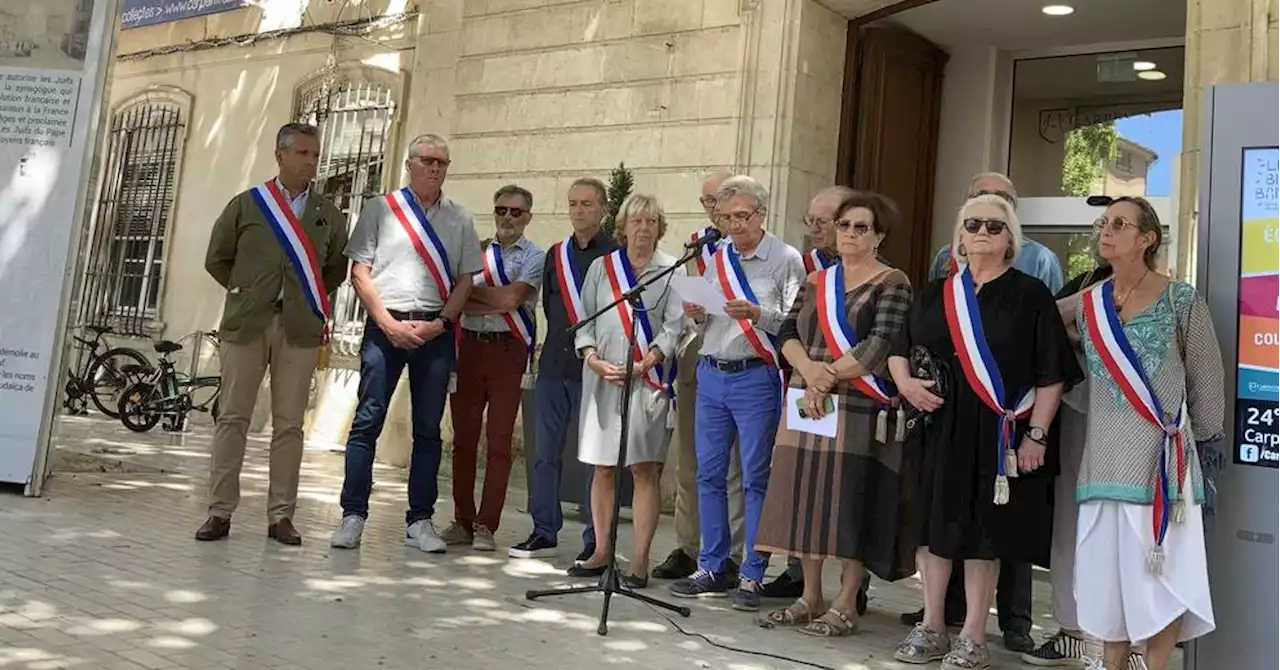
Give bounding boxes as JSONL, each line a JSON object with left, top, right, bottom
{"left": 796, "top": 395, "right": 835, "bottom": 419}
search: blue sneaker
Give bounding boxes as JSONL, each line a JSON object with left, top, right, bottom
{"left": 669, "top": 569, "right": 730, "bottom": 598}
{"left": 732, "top": 577, "right": 762, "bottom": 611}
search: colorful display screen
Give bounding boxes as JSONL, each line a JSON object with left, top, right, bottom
{"left": 1234, "top": 147, "right": 1279, "bottom": 467}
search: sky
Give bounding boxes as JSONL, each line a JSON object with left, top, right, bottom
{"left": 1115, "top": 109, "right": 1183, "bottom": 197}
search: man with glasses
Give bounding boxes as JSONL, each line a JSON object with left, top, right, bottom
{"left": 438, "top": 185, "right": 545, "bottom": 551}
{"left": 330, "top": 134, "right": 483, "bottom": 552}
{"left": 670, "top": 175, "right": 806, "bottom": 612}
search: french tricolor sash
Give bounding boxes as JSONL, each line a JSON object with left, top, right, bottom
{"left": 552, "top": 236, "right": 588, "bottom": 325}
{"left": 602, "top": 250, "right": 676, "bottom": 397}
{"left": 814, "top": 264, "right": 902, "bottom": 443}
{"left": 250, "top": 180, "right": 330, "bottom": 336}
{"left": 385, "top": 187, "right": 454, "bottom": 300}
{"left": 943, "top": 266, "right": 1036, "bottom": 505}
{"left": 480, "top": 241, "right": 538, "bottom": 389}
{"left": 714, "top": 244, "right": 781, "bottom": 370}
{"left": 804, "top": 248, "right": 834, "bottom": 274}
{"left": 1082, "top": 279, "right": 1189, "bottom": 575}
{"left": 689, "top": 226, "right": 720, "bottom": 276}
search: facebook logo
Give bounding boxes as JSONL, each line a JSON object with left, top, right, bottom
{"left": 1240, "top": 444, "right": 1260, "bottom": 463}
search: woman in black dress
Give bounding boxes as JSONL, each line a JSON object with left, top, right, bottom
{"left": 889, "top": 194, "right": 1080, "bottom": 670}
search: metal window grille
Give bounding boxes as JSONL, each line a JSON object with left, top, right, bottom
{"left": 77, "top": 101, "right": 185, "bottom": 336}
{"left": 295, "top": 78, "right": 395, "bottom": 358}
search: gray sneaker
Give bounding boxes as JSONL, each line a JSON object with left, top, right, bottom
{"left": 472, "top": 526, "right": 496, "bottom": 552}
{"left": 406, "top": 520, "right": 446, "bottom": 554}
{"left": 438, "top": 521, "right": 473, "bottom": 546}
{"left": 895, "top": 623, "right": 950, "bottom": 664}
{"left": 329, "top": 515, "right": 365, "bottom": 549}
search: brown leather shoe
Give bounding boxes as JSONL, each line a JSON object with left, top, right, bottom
{"left": 267, "top": 518, "right": 302, "bottom": 546}
{"left": 195, "top": 516, "right": 231, "bottom": 541}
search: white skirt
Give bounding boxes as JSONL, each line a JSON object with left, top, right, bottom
{"left": 1074, "top": 491, "right": 1215, "bottom": 643}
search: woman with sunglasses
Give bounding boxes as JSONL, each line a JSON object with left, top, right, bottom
{"left": 755, "top": 191, "right": 914, "bottom": 637}
{"left": 1069, "top": 197, "right": 1224, "bottom": 670}
{"left": 889, "top": 194, "right": 1080, "bottom": 669}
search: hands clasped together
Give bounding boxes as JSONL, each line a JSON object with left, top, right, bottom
{"left": 383, "top": 319, "right": 447, "bottom": 349}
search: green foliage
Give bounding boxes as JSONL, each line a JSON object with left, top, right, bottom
{"left": 602, "top": 162, "right": 634, "bottom": 238}
{"left": 1065, "top": 231, "right": 1099, "bottom": 281}
{"left": 1061, "top": 121, "right": 1119, "bottom": 196}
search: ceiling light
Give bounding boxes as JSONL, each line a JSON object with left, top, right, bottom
{"left": 1138, "top": 70, "right": 1168, "bottom": 81}
{"left": 1133, "top": 61, "right": 1157, "bottom": 71}
{"left": 1042, "top": 4, "right": 1075, "bottom": 16}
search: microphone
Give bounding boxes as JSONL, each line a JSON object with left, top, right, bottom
{"left": 684, "top": 227, "right": 722, "bottom": 251}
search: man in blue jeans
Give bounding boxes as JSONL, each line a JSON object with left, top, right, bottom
{"left": 670, "top": 175, "right": 806, "bottom": 611}
{"left": 328, "top": 133, "right": 483, "bottom": 552}
{"left": 507, "top": 177, "right": 619, "bottom": 561}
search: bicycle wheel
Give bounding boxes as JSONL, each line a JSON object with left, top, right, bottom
{"left": 118, "top": 381, "right": 162, "bottom": 433}
{"left": 87, "top": 347, "right": 152, "bottom": 418}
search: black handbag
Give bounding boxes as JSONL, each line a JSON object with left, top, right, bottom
{"left": 902, "top": 345, "right": 948, "bottom": 434}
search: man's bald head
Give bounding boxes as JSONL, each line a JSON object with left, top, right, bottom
{"left": 700, "top": 170, "right": 734, "bottom": 223}
{"left": 806, "top": 186, "right": 854, "bottom": 252}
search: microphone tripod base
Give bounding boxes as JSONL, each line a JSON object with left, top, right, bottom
{"left": 525, "top": 565, "right": 692, "bottom": 636}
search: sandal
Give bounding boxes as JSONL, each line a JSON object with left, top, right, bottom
{"left": 765, "top": 598, "right": 818, "bottom": 626}
{"left": 799, "top": 608, "right": 858, "bottom": 637}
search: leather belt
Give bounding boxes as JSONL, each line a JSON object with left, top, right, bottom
{"left": 388, "top": 310, "right": 440, "bottom": 322}
{"left": 702, "top": 356, "right": 766, "bottom": 373}
{"left": 462, "top": 329, "right": 513, "bottom": 342}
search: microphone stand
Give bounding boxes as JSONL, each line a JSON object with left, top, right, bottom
{"left": 525, "top": 239, "right": 714, "bottom": 635}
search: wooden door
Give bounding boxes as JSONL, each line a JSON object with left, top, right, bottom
{"left": 837, "top": 25, "right": 947, "bottom": 286}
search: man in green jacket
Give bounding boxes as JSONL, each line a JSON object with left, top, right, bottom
{"left": 195, "top": 122, "right": 349, "bottom": 545}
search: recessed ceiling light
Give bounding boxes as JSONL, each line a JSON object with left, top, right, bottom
{"left": 1138, "top": 70, "right": 1168, "bottom": 81}
{"left": 1042, "top": 4, "right": 1075, "bottom": 15}
{"left": 1133, "top": 61, "right": 1157, "bottom": 71}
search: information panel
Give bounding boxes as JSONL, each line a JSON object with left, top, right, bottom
{"left": 1234, "top": 147, "right": 1279, "bottom": 468}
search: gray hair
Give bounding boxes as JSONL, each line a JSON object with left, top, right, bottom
{"left": 715, "top": 175, "right": 770, "bottom": 211}
{"left": 570, "top": 177, "right": 607, "bottom": 206}
{"left": 276, "top": 122, "right": 319, "bottom": 151}
{"left": 406, "top": 133, "right": 450, "bottom": 159}
{"left": 494, "top": 184, "right": 533, "bottom": 209}
{"left": 952, "top": 193, "right": 1023, "bottom": 266}
{"left": 614, "top": 193, "right": 668, "bottom": 245}
{"left": 967, "top": 171, "right": 1018, "bottom": 206}
{"left": 812, "top": 185, "right": 856, "bottom": 203}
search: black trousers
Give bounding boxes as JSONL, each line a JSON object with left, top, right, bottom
{"left": 944, "top": 560, "right": 1032, "bottom": 635}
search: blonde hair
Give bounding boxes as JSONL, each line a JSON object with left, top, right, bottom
{"left": 952, "top": 194, "right": 1023, "bottom": 266}
{"left": 614, "top": 193, "right": 668, "bottom": 245}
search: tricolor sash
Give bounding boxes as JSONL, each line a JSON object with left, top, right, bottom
{"left": 1082, "top": 279, "right": 1189, "bottom": 574}
{"left": 480, "top": 241, "right": 538, "bottom": 388}
{"left": 804, "top": 248, "right": 835, "bottom": 274}
{"left": 713, "top": 244, "right": 781, "bottom": 370}
{"left": 250, "top": 180, "right": 331, "bottom": 334}
{"left": 552, "top": 236, "right": 588, "bottom": 325}
{"left": 943, "top": 266, "right": 1036, "bottom": 505}
{"left": 814, "top": 264, "right": 902, "bottom": 443}
{"left": 689, "top": 226, "right": 720, "bottom": 276}
{"left": 385, "top": 187, "right": 454, "bottom": 300}
{"left": 602, "top": 250, "right": 676, "bottom": 397}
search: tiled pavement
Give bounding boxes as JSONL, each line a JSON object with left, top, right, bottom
{"left": 1, "top": 415, "right": 1072, "bottom": 670}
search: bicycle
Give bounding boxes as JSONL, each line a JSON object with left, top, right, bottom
{"left": 62, "top": 324, "right": 153, "bottom": 418}
{"left": 117, "top": 337, "right": 222, "bottom": 433}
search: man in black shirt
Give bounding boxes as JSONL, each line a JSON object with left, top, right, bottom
{"left": 509, "top": 178, "right": 619, "bottom": 560}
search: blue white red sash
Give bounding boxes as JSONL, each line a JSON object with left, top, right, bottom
{"left": 689, "top": 226, "right": 720, "bottom": 276}
{"left": 713, "top": 244, "right": 780, "bottom": 369}
{"left": 804, "top": 248, "right": 834, "bottom": 274}
{"left": 250, "top": 180, "right": 330, "bottom": 327}
{"left": 385, "top": 187, "right": 454, "bottom": 300}
{"left": 814, "top": 264, "right": 893, "bottom": 405}
{"left": 1082, "top": 279, "right": 1188, "bottom": 574}
{"left": 480, "top": 241, "right": 538, "bottom": 374}
{"left": 947, "top": 253, "right": 960, "bottom": 277}
{"left": 552, "top": 235, "right": 588, "bottom": 325}
{"left": 943, "top": 266, "right": 1036, "bottom": 505}
{"left": 602, "top": 250, "right": 675, "bottom": 397}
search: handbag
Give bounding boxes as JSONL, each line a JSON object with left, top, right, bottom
{"left": 902, "top": 345, "right": 948, "bottom": 434}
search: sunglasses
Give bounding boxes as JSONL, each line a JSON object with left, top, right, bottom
{"left": 833, "top": 219, "right": 873, "bottom": 236}
{"left": 494, "top": 206, "right": 528, "bottom": 218}
{"left": 963, "top": 218, "right": 1007, "bottom": 235}
{"left": 1093, "top": 217, "right": 1138, "bottom": 233}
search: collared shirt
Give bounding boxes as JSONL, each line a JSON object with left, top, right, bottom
{"left": 463, "top": 234, "right": 545, "bottom": 332}
{"left": 929, "top": 238, "right": 1065, "bottom": 294}
{"left": 540, "top": 229, "right": 620, "bottom": 381}
{"left": 344, "top": 190, "right": 484, "bottom": 312}
{"left": 698, "top": 232, "right": 807, "bottom": 362}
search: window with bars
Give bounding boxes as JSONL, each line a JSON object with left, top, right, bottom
{"left": 77, "top": 99, "right": 185, "bottom": 336}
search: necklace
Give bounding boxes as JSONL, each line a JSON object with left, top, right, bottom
{"left": 1112, "top": 269, "right": 1150, "bottom": 312}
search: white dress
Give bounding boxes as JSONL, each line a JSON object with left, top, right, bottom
{"left": 575, "top": 249, "right": 685, "bottom": 467}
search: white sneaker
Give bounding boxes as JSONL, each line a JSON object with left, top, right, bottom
{"left": 329, "top": 515, "right": 365, "bottom": 549}
{"left": 406, "top": 520, "right": 446, "bottom": 554}
{"left": 472, "top": 526, "right": 496, "bottom": 552}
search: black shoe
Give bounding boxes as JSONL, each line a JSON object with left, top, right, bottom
{"left": 1003, "top": 630, "right": 1036, "bottom": 653}
{"left": 669, "top": 569, "right": 731, "bottom": 598}
{"left": 575, "top": 545, "right": 596, "bottom": 564}
{"left": 651, "top": 549, "right": 697, "bottom": 579}
{"left": 900, "top": 607, "right": 964, "bottom": 628}
{"left": 621, "top": 573, "right": 649, "bottom": 590}
{"left": 567, "top": 563, "right": 606, "bottom": 578}
{"left": 1021, "top": 631, "right": 1089, "bottom": 666}
{"left": 856, "top": 587, "right": 868, "bottom": 616}
{"left": 761, "top": 572, "right": 804, "bottom": 599}
{"left": 508, "top": 533, "right": 557, "bottom": 559}
{"left": 723, "top": 558, "right": 740, "bottom": 583}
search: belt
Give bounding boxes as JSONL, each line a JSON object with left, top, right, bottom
{"left": 388, "top": 310, "right": 440, "bottom": 322}
{"left": 702, "top": 356, "right": 766, "bottom": 373}
{"left": 462, "top": 329, "right": 513, "bottom": 342}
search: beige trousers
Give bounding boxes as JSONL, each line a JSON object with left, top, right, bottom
{"left": 674, "top": 342, "right": 745, "bottom": 560}
{"left": 207, "top": 316, "right": 318, "bottom": 522}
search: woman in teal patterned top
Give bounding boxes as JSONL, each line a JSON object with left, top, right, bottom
{"left": 1066, "top": 197, "right": 1225, "bottom": 670}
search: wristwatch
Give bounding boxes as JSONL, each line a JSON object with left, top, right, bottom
{"left": 439, "top": 315, "right": 454, "bottom": 330}
{"left": 1027, "top": 426, "right": 1047, "bottom": 445}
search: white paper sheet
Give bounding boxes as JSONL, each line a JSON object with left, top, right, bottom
{"left": 671, "top": 275, "right": 727, "bottom": 316}
{"left": 785, "top": 388, "right": 838, "bottom": 438}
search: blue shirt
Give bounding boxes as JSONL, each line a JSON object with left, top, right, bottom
{"left": 928, "top": 238, "right": 1064, "bottom": 294}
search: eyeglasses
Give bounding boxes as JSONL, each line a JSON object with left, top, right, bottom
{"left": 1093, "top": 217, "right": 1138, "bottom": 233}
{"left": 494, "top": 206, "right": 528, "bottom": 219}
{"left": 962, "top": 218, "right": 1007, "bottom": 235}
{"left": 713, "top": 207, "right": 762, "bottom": 226}
{"left": 833, "top": 219, "right": 873, "bottom": 236}
{"left": 803, "top": 215, "right": 832, "bottom": 230}
{"left": 411, "top": 156, "right": 451, "bottom": 168}
{"left": 699, "top": 196, "right": 718, "bottom": 208}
